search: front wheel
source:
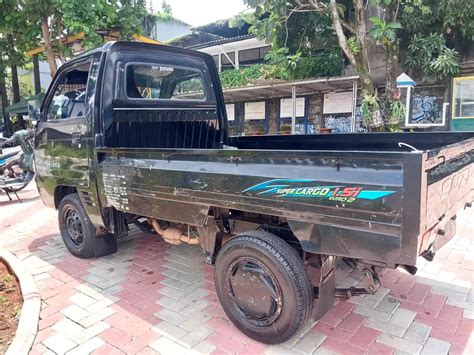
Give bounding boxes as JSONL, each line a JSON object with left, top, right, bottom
{"left": 58, "top": 193, "right": 96, "bottom": 258}
{"left": 214, "top": 230, "right": 313, "bottom": 344}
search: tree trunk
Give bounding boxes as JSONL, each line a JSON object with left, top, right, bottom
{"left": 328, "top": 0, "right": 374, "bottom": 93}
{"left": 0, "top": 68, "right": 12, "bottom": 136}
{"left": 41, "top": 16, "right": 57, "bottom": 78}
{"left": 353, "top": 0, "right": 369, "bottom": 67}
{"left": 8, "top": 35, "right": 25, "bottom": 129}
{"left": 327, "top": 0, "right": 382, "bottom": 130}
{"left": 384, "top": 43, "right": 400, "bottom": 125}
{"left": 10, "top": 63, "right": 25, "bottom": 129}
{"left": 383, "top": 3, "right": 401, "bottom": 126}
{"left": 328, "top": 0, "right": 357, "bottom": 67}
{"left": 33, "top": 55, "right": 41, "bottom": 94}
{"left": 10, "top": 65, "right": 20, "bottom": 104}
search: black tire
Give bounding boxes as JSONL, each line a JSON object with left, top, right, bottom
{"left": 214, "top": 230, "right": 313, "bottom": 344}
{"left": 4, "top": 163, "right": 30, "bottom": 192}
{"left": 58, "top": 193, "right": 95, "bottom": 258}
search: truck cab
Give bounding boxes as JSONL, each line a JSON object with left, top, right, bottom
{"left": 34, "top": 42, "right": 226, "bottom": 211}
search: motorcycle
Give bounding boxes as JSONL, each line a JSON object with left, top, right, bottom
{"left": 0, "top": 129, "right": 35, "bottom": 200}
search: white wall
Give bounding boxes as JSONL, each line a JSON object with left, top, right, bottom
{"left": 18, "top": 60, "right": 52, "bottom": 92}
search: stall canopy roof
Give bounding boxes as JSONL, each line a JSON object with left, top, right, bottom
{"left": 5, "top": 93, "right": 46, "bottom": 115}
{"left": 223, "top": 75, "right": 359, "bottom": 103}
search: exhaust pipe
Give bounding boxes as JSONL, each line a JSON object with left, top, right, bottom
{"left": 148, "top": 218, "right": 199, "bottom": 245}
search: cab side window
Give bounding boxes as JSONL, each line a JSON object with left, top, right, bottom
{"left": 46, "top": 62, "right": 91, "bottom": 121}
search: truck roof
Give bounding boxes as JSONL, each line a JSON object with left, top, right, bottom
{"left": 69, "top": 41, "right": 214, "bottom": 65}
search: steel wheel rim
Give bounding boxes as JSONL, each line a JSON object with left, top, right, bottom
{"left": 226, "top": 256, "right": 283, "bottom": 327}
{"left": 63, "top": 207, "right": 84, "bottom": 246}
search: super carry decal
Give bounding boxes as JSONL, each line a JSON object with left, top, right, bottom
{"left": 243, "top": 179, "right": 396, "bottom": 203}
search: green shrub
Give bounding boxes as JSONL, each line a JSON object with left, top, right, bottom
{"left": 219, "top": 48, "right": 342, "bottom": 88}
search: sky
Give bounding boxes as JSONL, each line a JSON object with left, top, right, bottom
{"left": 150, "top": 0, "right": 249, "bottom": 27}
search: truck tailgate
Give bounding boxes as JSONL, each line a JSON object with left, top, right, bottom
{"left": 421, "top": 138, "right": 474, "bottom": 253}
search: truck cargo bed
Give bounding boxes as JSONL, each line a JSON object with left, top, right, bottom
{"left": 230, "top": 132, "right": 474, "bottom": 151}
{"left": 97, "top": 132, "right": 473, "bottom": 266}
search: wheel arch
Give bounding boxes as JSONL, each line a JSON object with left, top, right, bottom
{"left": 202, "top": 207, "right": 306, "bottom": 264}
{"left": 54, "top": 185, "right": 77, "bottom": 209}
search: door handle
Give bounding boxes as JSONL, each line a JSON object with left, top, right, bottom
{"left": 72, "top": 132, "right": 82, "bottom": 145}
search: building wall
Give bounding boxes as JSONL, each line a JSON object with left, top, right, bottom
{"left": 151, "top": 20, "right": 192, "bottom": 42}
{"left": 228, "top": 94, "right": 328, "bottom": 136}
{"left": 18, "top": 60, "right": 52, "bottom": 93}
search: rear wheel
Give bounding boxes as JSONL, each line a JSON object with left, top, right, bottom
{"left": 214, "top": 230, "right": 313, "bottom": 344}
{"left": 58, "top": 193, "right": 95, "bottom": 258}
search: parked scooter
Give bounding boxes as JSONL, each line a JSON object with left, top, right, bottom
{"left": 0, "top": 129, "right": 35, "bottom": 200}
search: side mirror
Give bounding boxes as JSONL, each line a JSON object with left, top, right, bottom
{"left": 28, "top": 100, "right": 41, "bottom": 122}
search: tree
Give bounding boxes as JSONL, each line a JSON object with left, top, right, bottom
{"left": 400, "top": 0, "right": 472, "bottom": 81}
{"left": 161, "top": 0, "right": 173, "bottom": 17}
{"left": 245, "top": 0, "right": 472, "bottom": 130}
{"left": 0, "top": 0, "right": 39, "bottom": 131}
{"left": 24, "top": 0, "right": 147, "bottom": 77}
{"left": 245, "top": 0, "right": 385, "bottom": 128}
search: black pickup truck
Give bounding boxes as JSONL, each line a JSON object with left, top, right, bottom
{"left": 32, "top": 42, "right": 474, "bottom": 344}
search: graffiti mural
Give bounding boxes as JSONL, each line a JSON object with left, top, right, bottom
{"left": 293, "top": 123, "right": 316, "bottom": 134}
{"left": 355, "top": 106, "right": 368, "bottom": 132}
{"left": 324, "top": 115, "right": 352, "bottom": 133}
{"left": 324, "top": 107, "right": 367, "bottom": 133}
{"left": 410, "top": 95, "right": 443, "bottom": 124}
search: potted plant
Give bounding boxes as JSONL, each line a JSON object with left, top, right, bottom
{"left": 279, "top": 125, "right": 292, "bottom": 135}
{"left": 388, "top": 89, "right": 405, "bottom": 128}
{"left": 319, "top": 127, "right": 333, "bottom": 134}
{"left": 245, "top": 125, "right": 265, "bottom": 136}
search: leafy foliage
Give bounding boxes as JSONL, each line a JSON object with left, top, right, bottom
{"left": 219, "top": 47, "right": 342, "bottom": 89}
{"left": 288, "top": 47, "right": 342, "bottom": 79}
{"left": 404, "top": 33, "right": 461, "bottom": 79}
{"left": 389, "top": 100, "right": 406, "bottom": 125}
{"left": 369, "top": 18, "right": 401, "bottom": 46}
{"left": 399, "top": 0, "right": 472, "bottom": 80}
{"left": 219, "top": 64, "right": 288, "bottom": 88}
{"left": 242, "top": 0, "right": 340, "bottom": 80}
{"left": 21, "top": 0, "right": 147, "bottom": 58}
{"left": 151, "top": 0, "right": 175, "bottom": 25}
{"left": 347, "top": 36, "right": 362, "bottom": 55}
{"left": 400, "top": 0, "right": 473, "bottom": 38}
{"left": 360, "top": 91, "right": 381, "bottom": 127}
{"left": 0, "top": 0, "right": 39, "bottom": 68}
{"left": 430, "top": 48, "right": 461, "bottom": 78}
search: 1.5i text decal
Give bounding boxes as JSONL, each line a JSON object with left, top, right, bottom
{"left": 243, "top": 179, "right": 396, "bottom": 203}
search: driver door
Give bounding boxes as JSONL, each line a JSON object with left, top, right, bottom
{"left": 35, "top": 57, "right": 96, "bottom": 200}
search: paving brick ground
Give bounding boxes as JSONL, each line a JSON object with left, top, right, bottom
{"left": 0, "top": 185, "right": 473, "bottom": 354}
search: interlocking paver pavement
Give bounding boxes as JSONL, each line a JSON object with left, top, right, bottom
{"left": 1, "top": 185, "right": 473, "bottom": 354}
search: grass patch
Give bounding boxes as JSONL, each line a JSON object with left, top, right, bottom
{"left": 0, "top": 295, "right": 9, "bottom": 305}
{"left": 12, "top": 303, "right": 22, "bottom": 318}
{"left": 2, "top": 275, "right": 14, "bottom": 283}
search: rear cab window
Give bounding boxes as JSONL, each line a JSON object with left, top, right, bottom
{"left": 116, "top": 60, "right": 215, "bottom": 105}
{"left": 126, "top": 64, "right": 207, "bottom": 101}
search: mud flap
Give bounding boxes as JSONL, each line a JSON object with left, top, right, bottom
{"left": 93, "top": 233, "right": 117, "bottom": 257}
{"left": 312, "top": 255, "right": 336, "bottom": 320}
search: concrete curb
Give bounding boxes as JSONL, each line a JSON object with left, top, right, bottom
{"left": 0, "top": 249, "right": 40, "bottom": 355}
